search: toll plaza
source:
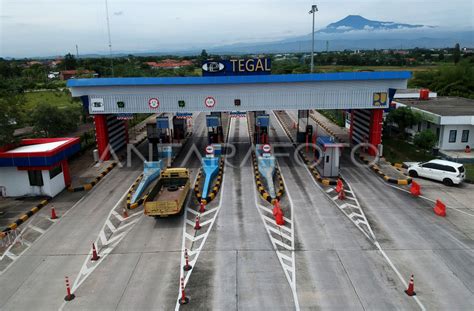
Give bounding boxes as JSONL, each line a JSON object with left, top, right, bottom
{"left": 67, "top": 71, "right": 410, "bottom": 161}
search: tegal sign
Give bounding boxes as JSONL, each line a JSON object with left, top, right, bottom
{"left": 202, "top": 58, "right": 271, "bottom": 76}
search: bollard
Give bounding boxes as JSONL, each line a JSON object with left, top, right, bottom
{"left": 178, "top": 277, "right": 189, "bottom": 304}
{"left": 183, "top": 249, "right": 192, "bottom": 271}
{"left": 122, "top": 207, "right": 129, "bottom": 218}
{"left": 338, "top": 185, "right": 346, "bottom": 200}
{"left": 64, "top": 276, "right": 75, "bottom": 301}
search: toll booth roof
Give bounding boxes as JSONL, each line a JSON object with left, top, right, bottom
{"left": 317, "top": 136, "right": 345, "bottom": 148}
{"left": 67, "top": 71, "right": 412, "bottom": 87}
{"left": 0, "top": 138, "right": 80, "bottom": 167}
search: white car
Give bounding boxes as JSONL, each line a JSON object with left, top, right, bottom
{"left": 407, "top": 159, "right": 465, "bottom": 186}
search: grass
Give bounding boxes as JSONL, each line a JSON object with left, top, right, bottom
{"left": 465, "top": 164, "right": 474, "bottom": 180}
{"left": 24, "top": 90, "right": 77, "bottom": 111}
{"left": 382, "top": 136, "right": 433, "bottom": 164}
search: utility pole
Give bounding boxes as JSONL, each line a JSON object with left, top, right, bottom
{"left": 309, "top": 4, "right": 318, "bottom": 73}
{"left": 105, "top": 0, "right": 114, "bottom": 77}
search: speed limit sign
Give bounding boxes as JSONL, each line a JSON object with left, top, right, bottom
{"left": 262, "top": 144, "right": 271, "bottom": 153}
{"left": 148, "top": 98, "right": 160, "bottom": 109}
{"left": 204, "top": 96, "right": 216, "bottom": 108}
{"left": 205, "top": 145, "right": 214, "bottom": 154}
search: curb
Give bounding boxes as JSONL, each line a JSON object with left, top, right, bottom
{"left": 275, "top": 111, "right": 338, "bottom": 186}
{"left": 309, "top": 113, "right": 345, "bottom": 142}
{"left": 359, "top": 154, "right": 412, "bottom": 185}
{"left": 68, "top": 162, "right": 118, "bottom": 192}
{"left": 251, "top": 152, "right": 285, "bottom": 204}
{"left": 1, "top": 199, "right": 50, "bottom": 239}
{"left": 126, "top": 173, "right": 144, "bottom": 209}
{"left": 194, "top": 159, "right": 225, "bottom": 204}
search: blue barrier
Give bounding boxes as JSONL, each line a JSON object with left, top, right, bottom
{"left": 131, "top": 161, "right": 163, "bottom": 203}
{"left": 201, "top": 156, "right": 220, "bottom": 200}
{"left": 256, "top": 144, "right": 276, "bottom": 198}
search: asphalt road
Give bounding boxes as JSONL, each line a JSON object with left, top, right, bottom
{"left": 287, "top": 109, "right": 474, "bottom": 310}
{"left": 1, "top": 110, "right": 473, "bottom": 310}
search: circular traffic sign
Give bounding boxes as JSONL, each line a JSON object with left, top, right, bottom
{"left": 148, "top": 98, "right": 160, "bottom": 109}
{"left": 205, "top": 145, "right": 214, "bottom": 154}
{"left": 204, "top": 96, "right": 216, "bottom": 108}
{"left": 262, "top": 144, "right": 271, "bottom": 153}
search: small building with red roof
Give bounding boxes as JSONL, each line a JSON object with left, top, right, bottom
{"left": 145, "top": 59, "right": 193, "bottom": 69}
{"left": 0, "top": 138, "right": 80, "bottom": 197}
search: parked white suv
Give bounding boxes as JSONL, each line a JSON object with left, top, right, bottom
{"left": 407, "top": 159, "right": 465, "bottom": 186}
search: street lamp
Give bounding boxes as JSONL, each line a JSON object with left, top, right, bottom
{"left": 308, "top": 4, "right": 318, "bottom": 73}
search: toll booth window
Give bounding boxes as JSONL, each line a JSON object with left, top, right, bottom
{"left": 178, "top": 100, "right": 186, "bottom": 108}
{"left": 49, "top": 165, "right": 63, "bottom": 179}
{"left": 234, "top": 99, "right": 241, "bottom": 106}
{"left": 28, "top": 170, "right": 44, "bottom": 186}
{"left": 117, "top": 101, "right": 125, "bottom": 108}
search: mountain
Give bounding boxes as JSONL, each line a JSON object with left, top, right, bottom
{"left": 318, "top": 15, "right": 430, "bottom": 34}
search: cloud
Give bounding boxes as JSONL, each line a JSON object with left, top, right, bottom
{"left": 113, "top": 11, "right": 123, "bottom": 16}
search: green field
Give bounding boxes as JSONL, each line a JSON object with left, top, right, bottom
{"left": 24, "top": 91, "right": 78, "bottom": 111}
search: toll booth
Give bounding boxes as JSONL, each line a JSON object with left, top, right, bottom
{"left": 254, "top": 112, "right": 270, "bottom": 144}
{"left": 316, "top": 136, "right": 343, "bottom": 178}
{"left": 296, "top": 110, "right": 313, "bottom": 143}
{"left": 147, "top": 116, "right": 171, "bottom": 160}
{"left": 206, "top": 115, "right": 220, "bottom": 144}
{"left": 172, "top": 116, "right": 188, "bottom": 141}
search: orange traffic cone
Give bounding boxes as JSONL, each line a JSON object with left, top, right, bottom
{"left": 292, "top": 122, "right": 296, "bottom": 129}
{"left": 91, "top": 243, "right": 100, "bottom": 261}
{"left": 336, "top": 179, "right": 343, "bottom": 193}
{"left": 199, "top": 202, "right": 206, "bottom": 213}
{"left": 273, "top": 201, "right": 285, "bottom": 226}
{"left": 410, "top": 181, "right": 421, "bottom": 196}
{"left": 405, "top": 275, "right": 416, "bottom": 296}
{"left": 194, "top": 215, "right": 201, "bottom": 230}
{"left": 51, "top": 206, "right": 58, "bottom": 220}
{"left": 338, "top": 185, "right": 346, "bottom": 200}
{"left": 122, "top": 207, "right": 129, "bottom": 218}
{"left": 433, "top": 199, "right": 446, "bottom": 217}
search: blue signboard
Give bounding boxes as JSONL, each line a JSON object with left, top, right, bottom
{"left": 206, "top": 116, "right": 220, "bottom": 127}
{"left": 202, "top": 58, "right": 271, "bottom": 76}
{"left": 157, "top": 117, "right": 169, "bottom": 129}
{"left": 256, "top": 115, "right": 270, "bottom": 127}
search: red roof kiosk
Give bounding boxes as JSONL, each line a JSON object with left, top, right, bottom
{"left": 0, "top": 138, "right": 80, "bottom": 197}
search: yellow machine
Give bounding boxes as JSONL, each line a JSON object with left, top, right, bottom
{"left": 144, "top": 168, "right": 190, "bottom": 217}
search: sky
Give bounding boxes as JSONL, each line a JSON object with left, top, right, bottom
{"left": 1, "top": 0, "right": 473, "bottom": 58}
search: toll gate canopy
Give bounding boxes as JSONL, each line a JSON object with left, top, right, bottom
{"left": 67, "top": 72, "right": 411, "bottom": 114}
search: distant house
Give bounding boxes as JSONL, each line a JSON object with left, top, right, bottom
{"left": 145, "top": 59, "right": 193, "bottom": 69}
{"left": 25, "top": 61, "right": 43, "bottom": 68}
{"left": 59, "top": 70, "right": 96, "bottom": 80}
{"left": 49, "top": 59, "right": 63, "bottom": 68}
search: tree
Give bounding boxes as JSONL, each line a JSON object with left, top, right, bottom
{"left": 414, "top": 130, "right": 437, "bottom": 150}
{"left": 63, "top": 53, "right": 77, "bottom": 70}
{"left": 200, "top": 49, "right": 208, "bottom": 59}
{"left": 453, "top": 43, "right": 461, "bottom": 64}
{"left": 31, "top": 102, "right": 80, "bottom": 137}
{"left": 0, "top": 79, "right": 26, "bottom": 145}
{"left": 386, "top": 107, "right": 422, "bottom": 138}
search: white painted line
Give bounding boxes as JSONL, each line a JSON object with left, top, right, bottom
{"left": 386, "top": 183, "right": 474, "bottom": 218}
{"left": 5, "top": 251, "right": 18, "bottom": 260}
{"left": 175, "top": 114, "right": 230, "bottom": 311}
{"left": 266, "top": 225, "right": 292, "bottom": 242}
{"left": 105, "top": 219, "right": 116, "bottom": 233}
{"left": 326, "top": 188, "right": 334, "bottom": 193}
{"left": 28, "top": 225, "right": 46, "bottom": 234}
{"left": 271, "top": 237, "right": 293, "bottom": 251}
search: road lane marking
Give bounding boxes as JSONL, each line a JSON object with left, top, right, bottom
{"left": 275, "top": 111, "right": 426, "bottom": 311}
{"left": 175, "top": 116, "right": 232, "bottom": 311}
